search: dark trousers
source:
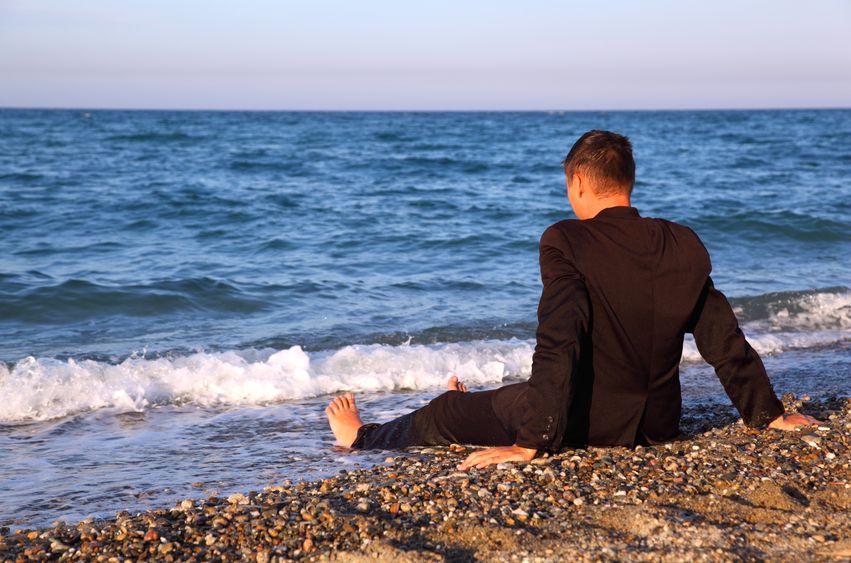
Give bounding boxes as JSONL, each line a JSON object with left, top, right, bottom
{"left": 352, "top": 382, "right": 529, "bottom": 450}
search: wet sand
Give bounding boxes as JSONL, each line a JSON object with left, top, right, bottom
{"left": 1, "top": 394, "right": 849, "bottom": 561}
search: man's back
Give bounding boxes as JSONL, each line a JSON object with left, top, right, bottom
{"left": 517, "top": 206, "right": 784, "bottom": 450}
{"left": 552, "top": 206, "right": 710, "bottom": 446}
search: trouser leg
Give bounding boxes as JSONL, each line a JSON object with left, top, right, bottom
{"left": 352, "top": 386, "right": 520, "bottom": 450}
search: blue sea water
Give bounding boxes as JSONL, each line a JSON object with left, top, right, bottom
{"left": 1, "top": 108, "right": 849, "bottom": 528}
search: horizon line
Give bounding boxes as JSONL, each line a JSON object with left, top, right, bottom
{"left": 1, "top": 104, "right": 849, "bottom": 113}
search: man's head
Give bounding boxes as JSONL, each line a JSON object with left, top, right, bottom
{"left": 562, "top": 130, "right": 635, "bottom": 219}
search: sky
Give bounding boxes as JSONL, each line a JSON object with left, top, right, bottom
{"left": 0, "top": 0, "right": 849, "bottom": 110}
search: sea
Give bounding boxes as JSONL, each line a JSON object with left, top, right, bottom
{"left": 1, "top": 108, "right": 849, "bottom": 529}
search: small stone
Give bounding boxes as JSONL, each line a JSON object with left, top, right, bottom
{"left": 49, "top": 540, "right": 70, "bottom": 552}
{"left": 303, "top": 537, "right": 314, "bottom": 552}
{"left": 356, "top": 499, "right": 372, "bottom": 513}
{"left": 180, "top": 499, "right": 193, "bottom": 510}
{"left": 384, "top": 457, "right": 395, "bottom": 463}
{"left": 801, "top": 435, "right": 821, "bottom": 447}
{"left": 227, "top": 493, "right": 248, "bottom": 504}
{"left": 143, "top": 528, "right": 159, "bottom": 542}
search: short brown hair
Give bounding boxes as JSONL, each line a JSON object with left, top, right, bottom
{"left": 562, "top": 130, "right": 635, "bottom": 196}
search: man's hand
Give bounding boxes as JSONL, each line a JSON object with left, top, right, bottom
{"left": 458, "top": 445, "right": 537, "bottom": 470}
{"left": 767, "top": 412, "right": 819, "bottom": 431}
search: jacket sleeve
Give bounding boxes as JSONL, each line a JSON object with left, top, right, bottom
{"left": 515, "top": 225, "right": 590, "bottom": 450}
{"left": 689, "top": 276, "right": 784, "bottom": 427}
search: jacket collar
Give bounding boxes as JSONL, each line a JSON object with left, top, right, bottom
{"left": 595, "top": 206, "right": 640, "bottom": 219}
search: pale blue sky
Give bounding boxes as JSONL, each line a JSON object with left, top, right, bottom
{"left": 1, "top": 0, "right": 849, "bottom": 110}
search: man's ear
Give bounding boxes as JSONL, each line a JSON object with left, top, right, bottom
{"left": 572, "top": 173, "right": 584, "bottom": 198}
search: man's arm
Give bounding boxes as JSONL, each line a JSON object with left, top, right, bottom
{"left": 516, "top": 225, "right": 589, "bottom": 449}
{"left": 689, "top": 277, "right": 786, "bottom": 427}
{"left": 459, "top": 225, "right": 589, "bottom": 470}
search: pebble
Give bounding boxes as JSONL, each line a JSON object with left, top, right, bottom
{"left": 801, "top": 435, "right": 821, "bottom": 447}
{"left": 227, "top": 492, "right": 249, "bottom": 505}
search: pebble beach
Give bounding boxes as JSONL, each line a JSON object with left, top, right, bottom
{"left": 2, "top": 393, "right": 848, "bottom": 562}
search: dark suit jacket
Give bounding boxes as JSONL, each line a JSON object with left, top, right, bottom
{"left": 513, "top": 206, "right": 784, "bottom": 450}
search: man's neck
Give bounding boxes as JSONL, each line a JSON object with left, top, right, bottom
{"left": 587, "top": 197, "right": 631, "bottom": 219}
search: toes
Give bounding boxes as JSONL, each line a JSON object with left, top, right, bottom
{"left": 341, "top": 393, "right": 356, "bottom": 410}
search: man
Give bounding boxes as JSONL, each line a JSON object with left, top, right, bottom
{"left": 325, "top": 130, "right": 816, "bottom": 470}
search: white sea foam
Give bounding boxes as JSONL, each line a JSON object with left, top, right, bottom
{"left": 678, "top": 288, "right": 851, "bottom": 362}
{"left": 680, "top": 329, "right": 849, "bottom": 363}
{"left": 0, "top": 340, "right": 534, "bottom": 423}
{"left": 733, "top": 288, "right": 851, "bottom": 332}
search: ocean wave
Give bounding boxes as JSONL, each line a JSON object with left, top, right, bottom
{"left": 0, "top": 340, "right": 533, "bottom": 423}
{"left": 229, "top": 159, "right": 308, "bottom": 173}
{"left": 730, "top": 287, "right": 851, "bottom": 331}
{"left": 0, "top": 172, "right": 44, "bottom": 182}
{"left": 0, "top": 277, "right": 270, "bottom": 323}
{"left": 690, "top": 211, "right": 849, "bottom": 242}
{"left": 107, "top": 132, "right": 203, "bottom": 143}
{"left": 0, "top": 285, "right": 847, "bottom": 422}
{"left": 680, "top": 330, "right": 849, "bottom": 363}
{"left": 393, "top": 156, "right": 488, "bottom": 173}
{"left": 681, "top": 287, "right": 851, "bottom": 361}
{"left": 2, "top": 317, "right": 849, "bottom": 423}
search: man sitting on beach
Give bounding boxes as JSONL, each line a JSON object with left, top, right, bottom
{"left": 325, "top": 130, "right": 817, "bottom": 469}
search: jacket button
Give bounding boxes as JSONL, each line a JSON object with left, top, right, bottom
{"left": 546, "top": 416, "right": 554, "bottom": 423}
{"left": 542, "top": 434, "right": 549, "bottom": 440}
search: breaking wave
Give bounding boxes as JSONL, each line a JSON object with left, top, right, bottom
{"left": 1, "top": 287, "right": 848, "bottom": 423}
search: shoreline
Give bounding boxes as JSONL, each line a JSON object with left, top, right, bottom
{"left": 2, "top": 394, "right": 849, "bottom": 561}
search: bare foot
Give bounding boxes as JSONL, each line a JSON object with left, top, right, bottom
{"left": 325, "top": 393, "right": 364, "bottom": 447}
{"left": 447, "top": 375, "right": 468, "bottom": 393}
